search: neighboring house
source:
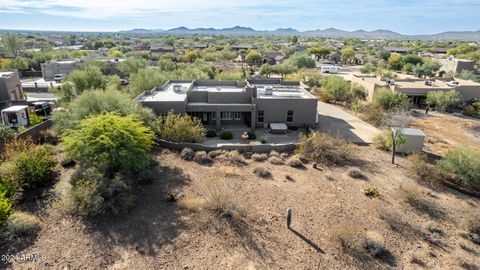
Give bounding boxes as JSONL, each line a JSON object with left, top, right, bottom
{"left": 439, "top": 56, "right": 476, "bottom": 75}
{"left": 445, "top": 78, "right": 480, "bottom": 103}
{"left": 150, "top": 45, "right": 175, "bottom": 57}
{"left": 0, "top": 71, "right": 25, "bottom": 110}
{"left": 328, "top": 52, "right": 341, "bottom": 64}
{"left": 193, "top": 43, "right": 209, "bottom": 50}
{"left": 231, "top": 44, "right": 258, "bottom": 51}
{"left": 352, "top": 74, "right": 453, "bottom": 105}
{"left": 383, "top": 47, "right": 412, "bottom": 54}
{"left": 41, "top": 59, "right": 81, "bottom": 81}
{"left": 262, "top": 52, "right": 286, "bottom": 65}
{"left": 136, "top": 79, "right": 318, "bottom": 130}
{"left": 234, "top": 54, "right": 246, "bottom": 63}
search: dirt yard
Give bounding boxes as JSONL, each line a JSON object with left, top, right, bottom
{"left": 2, "top": 146, "right": 480, "bottom": 270}
{"left": 411, "top": 110, "right": 480, "bottom": 155}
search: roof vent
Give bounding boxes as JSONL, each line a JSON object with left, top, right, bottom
{"left": 173, "top": 84, "right": 182, "bottom": 93}
{"left": 424, "top": 80, "right": 433, "bottom": 86}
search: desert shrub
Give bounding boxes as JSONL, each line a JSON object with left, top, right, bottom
{"left": 426, "top": 90, "right": 462, "bottom": 112}
{"left": 217, "top": 151, "right": 245, "bottom": 166}
{"left": 373, "top": 87, "right": 409, "bottom": 111}
{"left": 62, "top": 112, "right": 155, "bottom": 176}
{"left": 0, "top": 125, "right": 14, "bottom": 144}
{"left": 219, "top": 131, "right": 233, "bottom": 140}
{"left": 0, "top": 178, "right": 16, "bottom": 199}
{"left": 68, "top": 168, "right": 135, "bottom": 217}
{"left": 180, "top": 148, "right": 195, "bottom": 161}
{"left": 347, "top": 168, "right": 365, "bottom": 179}
{"left": 438, "top": 146, "right": 480, "bottom": 188}
{"left": 401, "top": 185, "right": 445, "bottom": 219}
{"left": 205, "top": 129, "right": 217, "bottom": 138}
{"left": 296, "top": 132, "right": 355, "bottom": 165}
{"left": 287, "top": 157, "right": 304, "bottom": 168}
{"left": 0, "top": 139, "right": 57, "bottom": 188}
{"left": 359, "top": 104, "right": 386, "bottom": 127}
{"left": 463, "top": 105, "right": 478, "bottom": 116}
{"left": 156, "top": 111, "right": 205, "bottom": 143}
{"left": 253, "top": 167, "right": 271, "bottom": 178}
{"left": 364, "top": 187, "right": 381, "bottom": 198}
{"left": 194, "top": 151, "right": 213, "bottom": 164}
{"left": 372, "top": 132, "right": 388, "bottom": 150}
{"left": 53, "top": 88, "right": 156, "bottom": 133}
{"left": 464, "top": 211, "right": 480, "bottom": 237}
{"left": 60, "top": 156, "right": 76, "bottom": 168}
{"left": 407, "top": 153, "right": 450, "bottom": 186}
{"left": 29, "top": 113, "right": 42, "bottom": 126}
{"left": 363, "top": 231, "right": 386, "bottom": 256}
{"left": 6, "top": 211, "right": 40, "bottom": 236}
{"left": 331, "top": 223, "right": 361, "bottom": 250}
{"left": 0, "top": 194, "right": 12, "bottom": 227}
{"left": 251, "top": 153, "right": 268, "bottom": 162}
{"left": 208, "top": 149, "right": 226, "bottom": 159}
{"left": 269, "top": 156, "right": 285, "bottom": 165}
{"left": 269, "top": 150, "right": 280, "bottom": 157}
{"left": 317, "top": 90, "right": 333, "bottom": 103}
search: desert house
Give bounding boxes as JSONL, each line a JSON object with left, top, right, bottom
{"left": 0, "top": 71, "right": 25, "bottom": 110}
{"left": 136, "top": 79, "right": 318, "bottom": 130}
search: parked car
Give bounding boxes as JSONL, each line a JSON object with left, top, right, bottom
{"left": 31, "top": 101, "right": 52, "bottom": 117}
{"left": 53, "top": 74, "right": 64, "bottom": 83}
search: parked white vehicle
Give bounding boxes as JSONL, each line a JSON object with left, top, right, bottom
{"left": 320, "top": 65, "right": 339, "bottom": 73}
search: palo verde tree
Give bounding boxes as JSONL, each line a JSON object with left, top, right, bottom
{"left": 388, "top": 128, "right": 406, "bottom": 164}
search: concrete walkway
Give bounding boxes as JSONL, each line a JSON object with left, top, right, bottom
{"left": 316, "top": 101, "right": 380, "bottom": 144}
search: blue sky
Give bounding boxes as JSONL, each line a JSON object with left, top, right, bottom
{"left": 0, "top": 0, "right": 479, "bottom": 34}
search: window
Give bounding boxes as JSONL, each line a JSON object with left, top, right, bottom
{"left": 221, "top": 112, "right": 233, "bottom": 120}
{"left": 211, "top": 112, "right": 216, "bottom": 120}
{"left": 287, "top": 110, "right": 294, "bottom": 123}
{"left": 233, "top": 112, "right": 241, "bottom": 120}
{"left": 257, "top": 110, "right": 264, "bottom": 123}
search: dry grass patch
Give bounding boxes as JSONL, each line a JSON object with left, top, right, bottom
{"left": 268, "top": 157, "right": 285, "bottom": 165}
{"left": 217, "top": 151, "right": 246, "bottom": 166}
{"left": 194, "top": 151, "right": 213, "bottom": 164}
{"left": 251, "top": 153, "right": 268, "bottom": 162}
{"left": 296, "top": 132, "right": 356, "bottom": 165}
{"left": 208, "top": 149, "right": 226, "bottom": 159}
{"left": 180, "top": 147, "right": 195, "bottom": 161}
{"left": 6, "top": 211, "right": 41, "bottom": 237}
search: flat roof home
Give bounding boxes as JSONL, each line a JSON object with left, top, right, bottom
{"left": 41, "top": 59, "right": 81, "bottom": 81}
{"left": 231, "top": 44, "right": 258, "bottom": 51}
{"left": 0, "top": 71, "right": 25, "bottom": 110}
{"left": 383, "top": 47, "right": 412, "bottom": 54}
{"left": 439, "top": 56, "right": 476, "bottom": 75}
{"left": 149, "top": 45, "right": 175, "bottom": 57}
{"left": 136, "top": 79, "right": 318, "bottom": 130}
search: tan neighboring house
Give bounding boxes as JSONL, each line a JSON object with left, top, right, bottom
{"left": 41, "top": 59, "right": 81, "bottom": 81}
{"left": 0, "top": 71, "right": 25, "bottom": 110}
{"left": 439, "top": 56, "right": 476, "bottom": 75}
{"left": 353, "top": 74, "right": 480, "bottom": 105}
{"left": 149, "top": 45, "right": 175, "bottom": 57}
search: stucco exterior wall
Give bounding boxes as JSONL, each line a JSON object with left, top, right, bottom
{"left": 253, "top": 98, "right": 317, "bottom": 128}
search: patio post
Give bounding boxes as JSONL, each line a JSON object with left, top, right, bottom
{"left": 216, "top": 111, "right": 221, "bottom": 130}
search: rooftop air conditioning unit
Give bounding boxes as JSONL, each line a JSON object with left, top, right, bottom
{"left": 265, "top": 86, "right": 273, "bottom": 95}
{"left": 425, "top": 80, "right": 432, "bottom": 86}
{"left": 173, "top": 84, "right": 181, "bottom": 92}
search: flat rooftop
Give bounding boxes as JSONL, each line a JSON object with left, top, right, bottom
{"left": 394, "top": 80, "right": 452, "bottom": 90}
{"left": 0, "top": 71, "right": 14, "bottom": 78}
{"left": 192, "top": 85, "right": 244, "bottom": 92}
{"left": 254, "top": 84, "right": 315, "bottom": 99}
{"left": 138, "top": 82, "right": 189, "bottom": 102}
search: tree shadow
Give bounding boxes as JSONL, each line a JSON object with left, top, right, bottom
{"left": 86, "top": 164, "right": 191, "bottom": 258}
{"left": 288, "top": 227, "right": 325, "bottom": 254}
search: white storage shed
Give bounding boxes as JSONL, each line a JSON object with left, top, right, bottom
{"left": 1, "top": 105, "right": 30, "bottom": 128}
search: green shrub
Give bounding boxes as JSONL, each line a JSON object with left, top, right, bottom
{"left": 220, "top": 131, "right": 233, "bottom": 140}
{"left": 463, "top": 105, "right": 478, "bottom": 116}
{"left": 13, "top": 145, "right": 57, "bottom": 188}
{"left": 205, "top": 129, "right": 217, "bottom": 138}
{"left": 364, "top": 187, "right": 382, "bottom": 198}
{"left": 29, "top": 113, "right": 42, "bottom": 126}
{"left": 0, "top": 178, "right": 16, "bottom": 199}
{"left": 0, "top": 194, "right": 12, "bottom": 227}
{"left": 296, "top": 132, "right": 355, "bottom": 165}
{"left": 427, "top": 90, "right": 462, "bottom": 112}
{"left": 373, "top": 87, "right": 410, "bottom": 111}
{"left": 157, "top": 111, "right": 205, "bottom": 143}
{"left": 53, "top": 88, "right": 156, "bottom": 133}
{"left": 372, "top": 132, "right": 388, "bottom": 150}
{"left": 62, "top": 112, "right": 155, "bottom": 176}
{"left": 69, "top": 168, "right": 135, "bottom": 217}
{"left": 0, "top": 125, "right": 14, "bottom": 144}
{"left": 439, "top": 146, "right": 480, "bottom": 188}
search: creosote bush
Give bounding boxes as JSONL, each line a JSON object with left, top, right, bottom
{"left": 268, "top": 156, "right": 285, "bottom": 165}
{"left": 363, "top": 231, "right": 386, "bottom": 256}
{"left": 217, "top": 151, "right": 246, "bottom": 166}
{"left": 438, "top": 146, "right": 480, "bottom": 189}
{"left": 347, "top": 168, "right": 365, "bottom": 179}
{"left": 208, "top": 149, "right": 226, "bottom": 159}
{"left": 287, "top": 157, "right": 304, "bottom": 168}
{"left": 296, "top": 132, "right": 355, "bottom": 165}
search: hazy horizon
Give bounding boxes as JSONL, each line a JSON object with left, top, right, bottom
{"left": 0, "top": 0, "right": 479, "bottom": 34}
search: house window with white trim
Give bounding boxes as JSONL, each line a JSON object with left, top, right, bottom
{"left": 221, "top": 112, "right": 233, "bottom": 120}
{"left": 287, "top": 110, "right": 294, "bottom": 123}
{"left": 233, "top": 112, "right": 241, "bottom": 120}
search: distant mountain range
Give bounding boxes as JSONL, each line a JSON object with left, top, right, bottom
{"left": 121, "top": 26, "right": 480, "bottom": 40}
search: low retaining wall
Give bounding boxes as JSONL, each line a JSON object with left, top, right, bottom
{"left": 156, "top": 138, "right": 298, "bottom": 153}
{"left": 17, "top": 120, "right": 53, "bottom": 140}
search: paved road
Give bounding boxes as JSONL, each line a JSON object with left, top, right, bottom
{"left": 316, "top": 101, "right": 380, "bottom": 145}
